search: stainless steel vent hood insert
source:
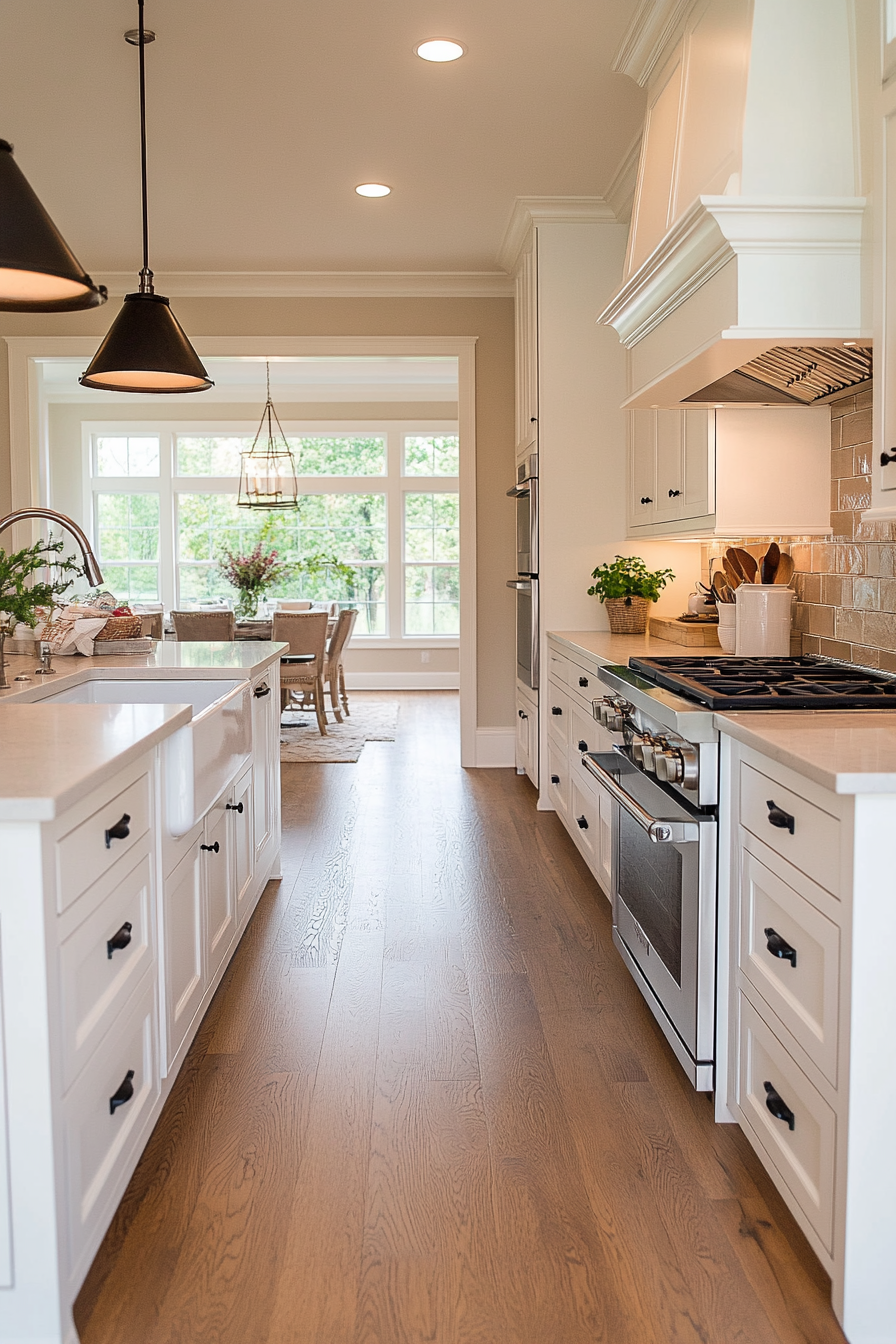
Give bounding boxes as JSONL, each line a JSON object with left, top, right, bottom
{"left": 682, "top": 345, "right": 872, "bottom": 406}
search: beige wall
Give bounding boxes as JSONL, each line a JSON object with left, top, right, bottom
{"left": 0, "top": 295, "right": 515, "bottom": 726}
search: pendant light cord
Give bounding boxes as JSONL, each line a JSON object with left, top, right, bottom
{"left": 137, "top": 0, "right": 153, "bottom": 294}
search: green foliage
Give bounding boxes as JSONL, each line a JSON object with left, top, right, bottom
{"left": 0, "top": 539, "right": 83, "bottom": 628}
{"left": 587, "top": 554, "right": 674, "bottom": 604}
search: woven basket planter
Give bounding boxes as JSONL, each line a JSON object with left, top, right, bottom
{"left": 604, "top": 595, "right": 650, "bottom": 634}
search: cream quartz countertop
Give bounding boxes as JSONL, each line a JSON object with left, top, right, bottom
{"left": 548, "top": 629, "right": 718, "bottom": 664}
{"left": 716, "top": 711, "right": 896, "bottom": 795}
{"left": 0, "top": 702, "right": 191, "bottom": 820}
{"left": 0, "top": 641, "right": 286, "bottom": 705}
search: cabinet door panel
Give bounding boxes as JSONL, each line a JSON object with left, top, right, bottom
{"left": 629, "top": 410, "right": 656, "bottom": 526}
{"left": 252, "top": 674, "right": 275, "bottom": 864}
{"left": 231, "top": 768, "right": 255, "bottom": 930}
{"left": 681, "top": 408, "right": 714, "bottom": 520}
{"left": 204, "top": 799, "right": 235, "bottom": 983}
{"left": 164, "top": 839, "right": 204, "bottom": 1071}
{"left": 653, "top": 409, "right": 684, "bottom": 520}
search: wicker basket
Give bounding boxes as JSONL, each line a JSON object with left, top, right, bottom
{"left": 94, "top": 614, "right": 144, "bottom": 641}
{"left": 604, "top": 595, "right": 650, "bottom": 634}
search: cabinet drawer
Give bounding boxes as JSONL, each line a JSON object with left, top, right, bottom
{"left": 56, "top": 770, "right": 152, "bottom": 913}
{"left": 740, "top": 762, "right": 840, "bottom": 896}
{"left": 739, "top": 850, "right": 840, "bottom": 1085}
{"left": 546, "top": 742, "right": 569, "bottom": 816}
{"left": 63, "top": 974, "right": 159, "bottom": 1280}
{"left": 58, "top": 849, "right": 155, "bottom": 1091}
{"left": 570, "top": 704, "right": 602, "bottom": 761}
{"left": 546, "top": 685, "right": 569, "bottom": 748}
{"left": 569, "top": 776, "right": 599, "bottom": 868}
{"left": 736, "top": 992, "right": 836, "bottom": 1252}
{"left": 567, "top": 661, "right": 599, "bottom": 708}
{"left": 547, "top": 649, "right": 568, "bottom": 686}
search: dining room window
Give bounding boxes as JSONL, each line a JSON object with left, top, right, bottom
{"left": 86, "top": 422, "right": 458, "bottom": 642}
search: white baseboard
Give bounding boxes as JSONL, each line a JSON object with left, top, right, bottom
{"left": 344, "top": 672, "right": 460, "bottom": 690}
{"left": 473, "top": 728, "right": 516, "bottom": 768}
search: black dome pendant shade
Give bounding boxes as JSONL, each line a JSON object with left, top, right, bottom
{"left": 80, "top": 1, "right": 211, "bottom": 394}
{"left": 0, "top": 141, "right": 107, "bottom": 312}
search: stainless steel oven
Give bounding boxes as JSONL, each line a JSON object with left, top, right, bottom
{"left": 583, "top": 749, "right": 717, "bottom": 1090}
{"left": 507, "top": 576, "right": 538, "bottom": 690}
{"left": 506, "top": 454, "right": 539, "bottom": 690}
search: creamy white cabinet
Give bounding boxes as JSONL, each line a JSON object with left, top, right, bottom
{"left": 515, "top": 682, "right": 538, "bottom": 788}
{"left": 628, "top": 406, "right": 832, "bottom": 538}
{"left": 514, "top": 235, "right": 538, "bottom": 458}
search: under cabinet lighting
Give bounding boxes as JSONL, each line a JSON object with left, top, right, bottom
{"left": 415, "top": 39, "right": 465, "bottom": 62}
{"left": 355, "top": 183, "right": 391, "bottom": 198}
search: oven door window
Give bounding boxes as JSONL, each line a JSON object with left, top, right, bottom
{"left": 617, "top": 810, "right": 684, "bottom": 985}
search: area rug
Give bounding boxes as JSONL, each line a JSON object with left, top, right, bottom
{"left": 280, "top": 698, "right": 400, "bottom": 763}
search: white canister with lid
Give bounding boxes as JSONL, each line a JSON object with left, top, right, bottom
{"left": 734, "top": 584, "right": 794, "bottom": 657}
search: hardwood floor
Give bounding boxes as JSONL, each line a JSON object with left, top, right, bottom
{"left": 75, "top": 692, "right": 847, "bottom": 1344}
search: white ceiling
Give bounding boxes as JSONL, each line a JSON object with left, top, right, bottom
{"left": 0, "top": 0, "right": 644, "bottom": 279}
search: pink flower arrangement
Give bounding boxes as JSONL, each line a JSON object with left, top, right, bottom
{"left": 218, "top": 541, "right": 291, "bottom": 604}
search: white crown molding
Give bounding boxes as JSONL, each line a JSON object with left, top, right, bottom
{"left": 604, "top": 132, "right": 643, "bottom": 225}
{"left": 599, "top": 195, "right": 867, "bottom": 348}
{"left": 496, "top": 196, "right": 616, "bottom": 275}
{"left": 96, "top": 271, "right": 514, "bottom": 299}
{"left": 612, "top": 0, "right": 700, "bottom": 87}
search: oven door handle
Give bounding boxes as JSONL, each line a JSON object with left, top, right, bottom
{"left": 506, "top": 579, "right": 532, "bottom": 590}
{"left": 582, "top": 753, "right": 699, "bottom": 844}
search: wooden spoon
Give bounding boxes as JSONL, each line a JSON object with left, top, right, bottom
{"left": 731, "top": 547, "right": 758, "bottom": 582}
{"left": 711, "top": 572, "right": 732, "bottom": 603}
{"left": 722, "top": 552, "right": 744, "bottom": 588}
{"left": 760, "top": 542, "right": 780, "bottom": 585}
{"left": 774, "top": 553, "right": 794, "bottom": 585}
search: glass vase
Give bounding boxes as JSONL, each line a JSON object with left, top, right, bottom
{"left": 235, "top": 588, "right": 260, "bottom": 621}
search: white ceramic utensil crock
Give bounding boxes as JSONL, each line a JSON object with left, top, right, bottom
{"left": 734, "top": 584, "right": 794, "bottom": 657}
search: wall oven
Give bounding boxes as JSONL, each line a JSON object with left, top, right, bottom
{"left": 506, "top": 454, "right": 538, "bottom": 690}
{"left": 583, "top": 749, "right": 717, "bottom": 1090}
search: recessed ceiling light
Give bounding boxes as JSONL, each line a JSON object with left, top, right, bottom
{"left": 415, "top": 38, "right": 465, "bottom": 62}
{"left": 355, "top": 182, "right": 391, "bottom": 198}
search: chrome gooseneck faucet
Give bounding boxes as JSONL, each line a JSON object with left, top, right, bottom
{"left": 0, "top": 508, "right": 104, "bottom": 587}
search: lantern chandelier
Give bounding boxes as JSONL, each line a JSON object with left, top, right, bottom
{"left": 80, "top": 0, "right": 212, "bottom": 393}
{"left": 238, "top": 363, "right": 299, "bottom": 509}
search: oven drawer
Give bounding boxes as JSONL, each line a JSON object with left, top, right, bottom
{"left": 739, "top": 850, "right": 840, "bottom": 1086}
{"left": 736, "top": 991, "right": 836, "bottom": 1252}
{"left": 740, "top": 761, "right": 840, "bottom": 897}
{"left": 547, "top": 684, "right": 569, "bottom": 749}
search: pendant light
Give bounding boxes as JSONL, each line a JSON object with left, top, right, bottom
{"left": 80, "top": 2, "right": 212, "bottom": 394}
{"left": 0, "top": 141, "right": 107, "bottom": 311}
{"left": 238, "top": 363, "right": 299, "bottom": 509}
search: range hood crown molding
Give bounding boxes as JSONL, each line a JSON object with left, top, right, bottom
{"left": 612, "top": 0, "right": 701, "bottom": 88}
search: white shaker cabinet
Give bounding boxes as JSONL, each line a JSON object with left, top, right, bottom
{"left": 514, "top": 235, "right": 538, "bottom": 458}
{"left": 628, "top": 407, "right": 831, "bottom": 539}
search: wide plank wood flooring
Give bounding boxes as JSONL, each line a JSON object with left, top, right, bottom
{"left": 75, "top": 691, "right": 847, "bottom": 1344}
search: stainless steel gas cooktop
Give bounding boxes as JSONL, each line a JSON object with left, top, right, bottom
{"left": 627, "top": 655, "right": 896, "bottom": 711}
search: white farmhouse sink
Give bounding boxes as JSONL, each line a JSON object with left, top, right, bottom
{"left": 37, "top": 679, "right": 251, "bottom": 835}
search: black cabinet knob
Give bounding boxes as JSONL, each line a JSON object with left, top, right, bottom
{"left": 106, "top": 921, "right": 133, "bottom": 959}
{"left": 763, "top": 1081, "right": 795, "bottom": 1131}
{"left": 254, "top": 683, "right": 271, "bottom": 698}
{"left": 668, "top": 488, "right": 681, "bottom": 498}
{"left": 518, "top": 708, "right": 528, "bottom": 720}
{"left": 226, "top": 801, "right": 244, "bottom": 813}
{"left": 104, "top": 813, "right": 131, "bottom": 849}
{"left": 640, "top": 496, "right": 653, "bottom": 505}
{"left": 578, "top": 739, "right": 588, "bottom": 753}
{"left": 578, "top": 676, "right": 588, "bottom": 687}
{"left": 551, "top": 706, "right": 562, "bottom": 715}
{"left": 766, "top": 800, "right": 795, "bottom": 834}
{"left": 764, "top": 927, "right": 797, "bottom": 968}
{"left": 550, "top": 774, "right": 560, "bottom": 785}
{"left": 110, "top": 1069, "right": 135, "bottom": 1115}
{"left": 881, "top": 449, "right": 896, "bottom": 467}
{"left": 200, "top": 841, "right": 220, "bottom": 854}
{"left": 576, "top": 815, "right": 588, "bottom": 829}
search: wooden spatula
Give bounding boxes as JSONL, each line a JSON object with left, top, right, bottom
{"left": 732, "top": 547, "right": 758, "bottom": 582}
{"left": 760, "top": 542, "right": 780, "bottom": 584}
{"left": 774, "top": 553, "right": 794, "bottom": 585}
{"left": 722, "top": 553, "right": 743, "bottom": 589}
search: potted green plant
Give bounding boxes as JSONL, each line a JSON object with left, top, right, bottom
{"left": 0, "top": 538, "right": 83, "bottom": 686}
{"left": 587, "top": 555, "right": 674, "bottom": 634}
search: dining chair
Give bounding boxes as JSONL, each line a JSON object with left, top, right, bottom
{"left": 273, "top": 600, "right": 313, "bottom": 612}
{"left": 139, "top": 611, "right": 163, "bottom": 640}
{"left": 171, "top": 609, "right": 235, "bottom": 641}
{"left": 322, "top": 608, "right": 358, "bottom": 722}
{"left": 272, "top": 610, "right": 329, "bottom": 734}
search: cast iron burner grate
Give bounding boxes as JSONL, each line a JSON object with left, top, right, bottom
{"left": 627, "top": 655, "right": 896, "bottom": 710}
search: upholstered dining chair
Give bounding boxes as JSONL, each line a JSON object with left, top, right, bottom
{"left": 171, "top": 609, "right": 235, "bottom": 641}
{"left": 138, "top": 611, "right": 164, "bottom": 640}
{"left": 322, "top": 608, "right": 358, "bottom": 722}
{"left": 272, "top": 610, "right": 329, "bottom": 734}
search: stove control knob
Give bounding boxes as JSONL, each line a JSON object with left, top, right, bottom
{"left": 604, "top": 697, "right": 632, "bottom": 733}
{"left": 640, "top": 736, "right": 657, "bottom": 773}
{"left": 595, "top": 698, "right": 612, "bottom": 727}
{"left": 657, "top": 749, "right": 682, "bottom": 783}
{"left": 630, "top": 733, "right": 647, "bottom": 765}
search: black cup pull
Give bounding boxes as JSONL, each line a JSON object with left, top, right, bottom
{"left": 104, "top": 813, "right": 131, "bottom": 849}
{"left": 109, "top": 1069, "right": 135, "bottom": 1115}
{"left": 640, "top": 496, "right": 653, "bottom": 505}
{"left": 764, "top": 927, "right": 797, "bottom": 968}
{"left": 766, "top": 800, "right": 795, "bottom": 835}
{"left": 254, "top": 683, "right": 271, "bottom": 698}
{"left": 763, "top": 1081, "right": 795, "bottom": 1131}
{"left": 550, "top": 774, "right": 560, "bottom": 784}
{"left": 578, "top": 676, "right": 588, "bottom": 687}
{"left": 106, "top": 921, "right": 133, "bottom": 959}
{"left": 200, "top": 841, "right": 220, "bottom": 854}
{"left": 551, "top": 706, "right": 562, "bottom": 716}
{"left": 578, "top": 739, "right": 588, "bottom": 753}
{"left": 576, "top": 815, "right": 588, "bottom": 830}
{"left": 668, "top": 488, "right": 681, "bottom": 498}
{"left": 226, "top": 801, "right": 244, "bottom": 813}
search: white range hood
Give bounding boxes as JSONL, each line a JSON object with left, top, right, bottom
{"left": 600, "top": 0, "right": 875, "bottom": 408}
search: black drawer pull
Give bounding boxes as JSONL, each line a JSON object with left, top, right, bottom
{"left": 576, "top": 815, "right": 588, "bottom": 830}
{"left": 577, "top": 739, "right": 588, "bottom": 753}
{"left": 578, "top": 676, "right": 588, "bottom": 687}
{"left": 668, "top": 488, "right": 681, "bottom": 498}
{"left": 254, "top": 683, "right": 271, "bottom": 698}
{"left": 104, "top": 813, "right": 131, "bottom": 849}
{"left": 201, "top": 841, "right": 220, "bottom": 854}
{"left": 110, "top": 1069, "right": 135, "bottom": 1115}
{"left": 881, "top": 449, "right": 896, "bottom": 467}
{"left": 550, "top": 774, "right": 560, "bottom": 785}
{"left": 766, "top": 800, "right": 795, "bottom": 834}
{"left": 764, "top": 927, "right": 797, "bottom": 968}
{"left": 551, "top": 706, "right": 562, "bottom": 715}
{"left": 640, "top": 496, "right": 652, "bottom": 504}
{"left": 518, "top": 708, "right": 527, "bottom": 720}
{"left": 106, "top": 921, "right": 133, "bottom": 959}
{"left": 226, "top": 801, "right": 244, "bottom": 813}
{"left": 763, "top": 1081, "right": 795, "bottom": 1131}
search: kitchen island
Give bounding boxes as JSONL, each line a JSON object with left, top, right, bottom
{"left": 0, "top": 642, "right": 285, "bottom": 1344}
